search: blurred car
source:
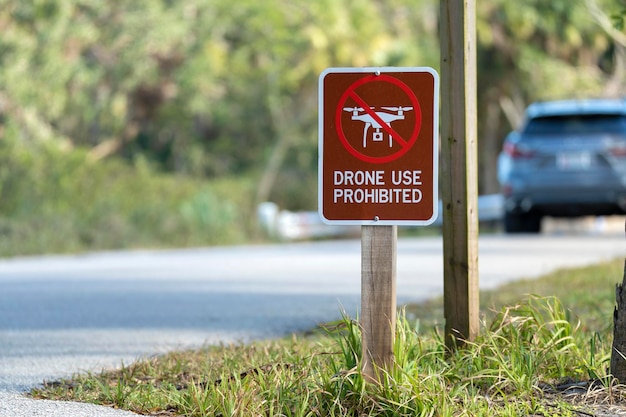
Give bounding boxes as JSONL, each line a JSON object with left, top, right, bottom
{"left": 497, "top": 98, "right": 626, "bottom": 233}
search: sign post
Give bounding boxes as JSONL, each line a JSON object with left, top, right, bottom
{"left": 440, "top": 0, "right": 480, "bottom": 349}
{"left": 319, "top": 67, "right": 439, "bottom": 380}
{"left": 361, "top": 224, "right": 396, "bottom": 378}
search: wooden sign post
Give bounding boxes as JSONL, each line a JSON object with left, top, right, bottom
{"left": 439, "top": 0, "right": 480, "bottom": 348}
{"left": 361, "top": 225, "right": 397, "bottom": 379}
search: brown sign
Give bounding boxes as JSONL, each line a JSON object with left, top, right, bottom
{"left": 318, "top": 67, "right": 439, "bottom": 225}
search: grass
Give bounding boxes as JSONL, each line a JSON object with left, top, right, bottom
{"left": 406, "top": 258, "right": 623, "bottom": 334}
{"left": 31, "top": 258, "right": 626, "bottom": 416}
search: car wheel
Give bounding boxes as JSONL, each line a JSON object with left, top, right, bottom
{"left": 504, "top": 212, "right": 523, "bottom": 233}
{"left": 504, "top": 212, "right": 542, "bottom": 234}
{"left": 523, "top": 213, "right": 542, "bottom": 233}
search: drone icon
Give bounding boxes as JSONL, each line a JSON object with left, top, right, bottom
{"left": 343, "top": 106, "right": 413, "bottom": 148}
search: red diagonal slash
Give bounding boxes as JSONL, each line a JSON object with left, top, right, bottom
{"left": 347, "top": 91, "right": 409, "bottom": 148}
{"left": 333, "top": 73, "right": 423, "bottom": 164}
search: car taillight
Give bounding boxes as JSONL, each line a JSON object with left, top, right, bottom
{"left": 504, "top": 142, "right": 535, "bottom": 159}
{"left": 609, "top": 146, "right": 626, "bottom": 157}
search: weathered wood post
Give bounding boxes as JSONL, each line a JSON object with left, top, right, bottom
{"left": 361, "top": 225, "right": 397, "bottom": 381}
{"left": 610, "top": 221, "right": 626, "bottom": 381}
{"left": 439, "top": 0, "right": 480, "bottom": 349}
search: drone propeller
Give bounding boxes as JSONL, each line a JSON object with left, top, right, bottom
{"left": 343, "top": 106, "right": 375, "bottom": 112}
{"left": 381, "top": 106, "right": 413, "bottom": 112}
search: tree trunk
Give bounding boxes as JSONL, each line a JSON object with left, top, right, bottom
{"left": 480, "top": 94, "right": 501, "bottom": 195}
{"left": 610, "top": 222, "right": 626, "bottom": 382}
{"left": 603, "top": 44, "right": 626, "bottom": 98}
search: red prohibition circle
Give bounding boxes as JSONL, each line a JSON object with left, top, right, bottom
{"left": 335, "top": 74, "right": 422, "bottom": 164}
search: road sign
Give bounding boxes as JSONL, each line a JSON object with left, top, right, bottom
{"left": 318, "top": 67, "right": 439, "bottom": 225}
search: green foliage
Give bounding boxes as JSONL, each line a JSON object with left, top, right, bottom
{"left": 0, "top": 138, "right": 252, "bottom": 256}
{"left": 0, "top": 0, "right": 622, "bottom": 226}
{"left": 611, "top": 1, "right": 626, "bottom": 30}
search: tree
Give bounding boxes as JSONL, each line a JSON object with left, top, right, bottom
{"left": 0, "top": 0, "right": 621, "bottom": 205}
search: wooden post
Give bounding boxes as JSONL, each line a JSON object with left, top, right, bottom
{"left": 361, "top": 225, "right": 397, "bottom": 381}
{"left": 439, "top": 0, "right": 480, "bottom": 349}
{"left": 610, "top": 222, "right": 626, "bottom": 382}
{"left": 611, "top": 260, "right": 626, "bottom": 381}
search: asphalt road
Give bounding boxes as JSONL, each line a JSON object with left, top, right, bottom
{"left": 1, "top": 228, "right": 624, "bottom": 398}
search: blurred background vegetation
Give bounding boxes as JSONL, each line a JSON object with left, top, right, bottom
{"left": 0, "top": 0, "right": 624, "bottom": 256}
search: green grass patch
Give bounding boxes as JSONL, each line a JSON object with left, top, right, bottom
{"left": 406, "top": 259, "right": 623, "bottom": 335}
{"left": 31, "top": 258, "right": 626, "bottom": 416}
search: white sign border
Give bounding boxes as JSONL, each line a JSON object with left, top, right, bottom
{"left": 318, "top": 66, "right": 440, "bottom": 226}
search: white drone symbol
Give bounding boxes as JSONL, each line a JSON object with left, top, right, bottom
{"left": 343, "top": 106, "right": 413, "bottom": 148}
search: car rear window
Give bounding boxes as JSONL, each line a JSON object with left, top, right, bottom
{"left": 523, "top": 114, "right": 626, "bottom": 135}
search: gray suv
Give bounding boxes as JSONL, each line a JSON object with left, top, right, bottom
{"left": 497, "top": 98, "right": 626, "bottom": 233}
